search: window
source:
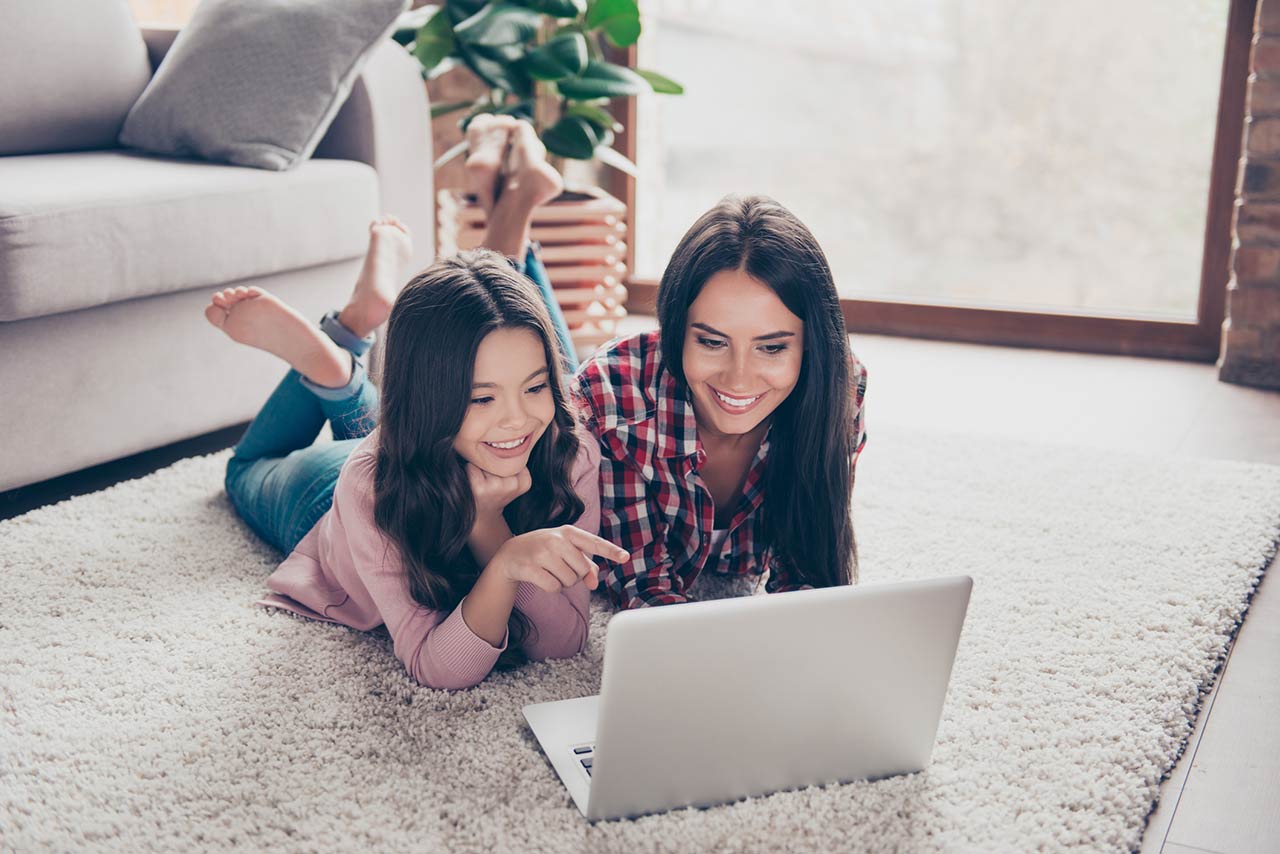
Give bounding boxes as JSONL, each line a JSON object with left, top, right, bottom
{"left": 633, "top": 0, "right": 1236, "bottom": 332}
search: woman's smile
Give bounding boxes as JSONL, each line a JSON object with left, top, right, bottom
{"left": 708, "top": 385, "right": 767, "bottom": 415}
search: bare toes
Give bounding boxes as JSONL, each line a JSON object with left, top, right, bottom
{"left": 204, "top": 304, "right": 228, "bottom": 328}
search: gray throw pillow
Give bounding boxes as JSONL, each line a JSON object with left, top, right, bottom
{"left": 119, "top": 0, "right": 409, "bottom": 171}
{"left": 0, "top": 0, "right": 151, "bottom": 156}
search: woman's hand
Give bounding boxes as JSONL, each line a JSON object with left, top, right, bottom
{"left": 466, "top": 462, "right": 532, "bottom": 523}
{"left": 489, "top": 525, "right": 631, "bottom": 593}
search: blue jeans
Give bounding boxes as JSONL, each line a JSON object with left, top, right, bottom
{"left": 225, "top": 246, "right": 575, "bottom": 554}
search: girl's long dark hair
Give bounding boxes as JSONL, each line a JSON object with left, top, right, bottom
{"left": 656, "top": 194, "right": 858, "bottom": 587}
{"left": 373, "top": 250, "right": 584, "bottom": 670}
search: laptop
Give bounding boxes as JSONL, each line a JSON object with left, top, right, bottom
{"left": 522, "top": 574, "right": 973, "bottom": 822}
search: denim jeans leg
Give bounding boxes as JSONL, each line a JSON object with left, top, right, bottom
{"left": 519, "top": 244, "right": 578, "bottom": 373}
{"left": 307, "top": 312, "right": 380, "bottom": 440}
{"left": 228, "top": 369, "right": 328, "bottom": 468}
{"left": 223, "top": 312, "right": 379, "bottom": 552}
{"left": 227, "top": 439, "right": 360, "bottom": 554}
{"left": 298, "top": 356, "right": 380, "bottom": 442}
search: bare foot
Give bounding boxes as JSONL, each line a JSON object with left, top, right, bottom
{"left": 464, "top": 114, "right": 519, "bottom": 215}
{"left": 504, "top": 120, "right": 563, "bottom": 209}
{"left": 337, "top": 215, "right": 413, "bottom": 339}
{"left": 203, "top": 287, "right": 352, "bottom": 389}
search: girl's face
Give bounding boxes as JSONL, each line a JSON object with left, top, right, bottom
{"left": 453, "top": 326, "right": 556, "bottom": 476}
{"left": 682, "top": 268, "right": 805, "bottom": 439}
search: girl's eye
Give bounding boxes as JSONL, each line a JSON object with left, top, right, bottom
{"left": 470, "top": 396, "right": 494, "bottom": 406}
{"left": 760, "top": 344, "right": 789, "bottom": 355}
{"left": 527, "top": 383, "right": 549, "bottom": 395}
{"left": 697, "top": 336, "right": 726, "bottom": 350}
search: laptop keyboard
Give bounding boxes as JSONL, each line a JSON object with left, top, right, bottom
{"left": 573, "top": 744, "right": 594, "bottom": 776}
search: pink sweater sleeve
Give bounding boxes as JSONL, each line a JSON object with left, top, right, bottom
{"left": 512, "top": 432, "right": 603, "bottom": 661}
{"left": 334, "top": 456, "right": 507, "bottom": 690}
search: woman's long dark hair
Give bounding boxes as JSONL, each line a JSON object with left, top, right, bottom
{"left": 656, "top": 194, "right": 858, "bottom": 587}
{"left": 373, "top": 250, "right": 584, "bottom": 670}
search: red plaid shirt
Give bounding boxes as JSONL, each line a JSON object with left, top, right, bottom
{"left": 573, "top": 330, "right": 868, "bottom": 610}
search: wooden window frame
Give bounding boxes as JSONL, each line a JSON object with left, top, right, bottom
{"left": 607, "top": 0, "right": 1254, "bottom": 361}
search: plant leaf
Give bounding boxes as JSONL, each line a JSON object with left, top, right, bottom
{"left": 522, "top": 32, "right": 589, "bottom": 80}
{"left": 430, "top": 99, "right": 477, "bottom": 119}
{"left": 412, "top": 9, "right": 456, "bottom": 74}
{"left": 635, "top": 68, "right": 683, "bottom": 95}
{"left": 556, "top": 60, "right": 649, "bottom": 99}
{"left": 426, "top": 56, "right": 460, "bottom": 81}
{"left": 593, "top": 144, "right": 639, "bottom": 178}
{"left": 456, "top": 41, "right": 535, "bottom": 98}
{"left": 565, "top": 102, "right": 623, "bottom": 133}
{"left": 394, "top": 4, "right": 437, "bottom": 45}
{"left": 512, "top": 0, "right": 586, "bottom": 17}
{"left": 584, "top": 0, "right": 640, "bottom": 47}
{"left": 446, "top": 0, "right": 488, "bottom": 26}
{"left": 542, "top": 115, "right": 600, "bottom": 160}
{"left": 469, "top": 41, "right": 529, "bottom": 64}
{"left": 453, "top": 4, "right": 542, "bottom": 48}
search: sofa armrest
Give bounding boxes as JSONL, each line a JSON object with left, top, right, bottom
{"left": 315, "top": 41, "right": 436, "bottom": 274}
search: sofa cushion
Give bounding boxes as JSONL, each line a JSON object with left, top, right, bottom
{"left": 0, "top": 151, "right": 378, "bottom": 322}
{"left": 119, "top": 0, "right": 409, "bottom": 171}
{"left": 0, "top": 1, "right": 152, "bottom": 157}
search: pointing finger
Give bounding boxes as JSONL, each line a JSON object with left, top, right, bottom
{"left": 562, "top": 526, "right": 630, "bottom": 563}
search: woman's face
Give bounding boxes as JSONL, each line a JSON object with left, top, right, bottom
{"left": 453, "top": 326, "right": 556, "bottom": 476}
{"left": 681, "top": 268, "right": 804, "bottom": 439}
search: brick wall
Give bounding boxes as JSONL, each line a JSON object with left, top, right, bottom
{"left": 1224, "top": 0, "right": 1280, "bottom": 388}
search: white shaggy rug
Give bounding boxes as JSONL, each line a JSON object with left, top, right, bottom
{"left": 2, "top": 429, "right": 1278, "bottom": 853}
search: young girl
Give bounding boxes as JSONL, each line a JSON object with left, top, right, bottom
{"left": 207, "top": 117, "right": 628, "bottom": 689}
{"left": 575, "top": 194, "right": 868, "bottom": 609}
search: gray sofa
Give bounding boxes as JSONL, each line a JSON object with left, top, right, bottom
{"left": 0, "top": 15, "right": 435, "bottom": 492}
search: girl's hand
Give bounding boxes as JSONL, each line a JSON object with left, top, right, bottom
{"left": 466, "top": 462, "right": 533, "bottom": 522}
{"left": 490, "top": 526, "right": 631, "bottom": 593}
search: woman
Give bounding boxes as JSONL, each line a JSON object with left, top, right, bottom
{"left": 575, "top": 195, "right": 868, "bottom": 609}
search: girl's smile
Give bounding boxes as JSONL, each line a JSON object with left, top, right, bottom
{"left": 454, "top": 326, "right": 555, "bottom": 476}
{"left": 482, "top": 432, "right": 533, "bottom": 458}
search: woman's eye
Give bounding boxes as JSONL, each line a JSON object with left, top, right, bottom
{"left": 761, "top": 344, "right": 788, "bottom": 355}
{"left": 527, "top": 383, "right": 549, "bottom": 394}
{"left": 697, "top": 336, "right": 726, "bottom": 350}
{"left": 470, "top": 397, "right": 494, "bottom": 406}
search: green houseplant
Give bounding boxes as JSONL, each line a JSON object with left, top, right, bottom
{"left": 395, "top": 0, "right": 682, "bottom": 176}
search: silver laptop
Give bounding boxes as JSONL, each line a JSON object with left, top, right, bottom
{"left": 523, "top": 574, "right": 973, "bottom": 822}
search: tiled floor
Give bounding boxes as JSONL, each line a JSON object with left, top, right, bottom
{"left": 3, "top": 324, "right": 1277, "bottom": 852}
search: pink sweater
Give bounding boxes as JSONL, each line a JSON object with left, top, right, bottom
{"left": 256, "top": 426, "right": 603, "bottom": 689}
